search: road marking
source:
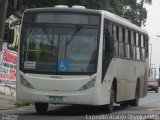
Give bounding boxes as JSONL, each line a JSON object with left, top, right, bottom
{"left": 147, "top": 108, "right": 160, "bottom": 111}
{"left": 17, "top": 108, "right": 25, "bottom": 111}
{"left": 145, "top": 115, "right": 157, "bottom": 120}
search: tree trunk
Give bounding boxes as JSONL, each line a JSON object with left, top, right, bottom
{"left": 105, "top": 0, "right": 110, "bottom": 11}
{"left": 0, "top": 0, "right": 8, "bottom": 50}
{"left": 139, "top": 0, "right": 144, "bottom": 27}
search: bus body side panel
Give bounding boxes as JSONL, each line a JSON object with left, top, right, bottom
{"left": 100, "top": 58, "right": 147, "bottom": 105}
{"left": 138, "top": 59, "right": 148, "bottom": 98}
{"left": 99, "top": 11, "right": 148, "bottom": 105}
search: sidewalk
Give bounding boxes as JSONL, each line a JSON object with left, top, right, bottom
{"left": 0, "top": 93, "right": 16, "bottom": 110}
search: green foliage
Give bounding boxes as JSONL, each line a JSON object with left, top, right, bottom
{"left": 109, "top": 0, "right": 150, "bottom": 26}
{"left": 14, "top": 0, "right": 151, "bottom": 26}
{"left": 15, "top": 101, "right": 30, "bottom": 107}
{"left": 18, "top": 0, "right": 104, "bottom": 10}
{"left": 144, "top": 0, "right": 152, "bottom": 4}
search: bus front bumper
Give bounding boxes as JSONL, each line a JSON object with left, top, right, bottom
{"left": 17, "top": 86, "right": 100, "bottom": 105}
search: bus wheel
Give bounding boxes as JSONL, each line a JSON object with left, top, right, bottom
{"left": 120, "top": 101, "right": 129, "bottom": 107}
{"left": 155, "top": 88, "right": 159, "bottom": 93}
{"left": 105, "top": 84, "right": 115, "bottom": 113}
{"left": 129, "top": 82, "right": 139, "bottom": 106}
{"left": 35, "top": 102, "right": 48, "bottom": 113}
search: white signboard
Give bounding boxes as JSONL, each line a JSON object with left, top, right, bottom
{"left": 24, "top": 61, "right": 36, "bottom": 69}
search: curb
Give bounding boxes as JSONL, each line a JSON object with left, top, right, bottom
{"left": 0, "top": 84, "right": 16, "bottom": 96}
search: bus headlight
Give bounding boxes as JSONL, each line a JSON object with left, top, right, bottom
{"left": 79, "top": 79, "right": 96, "bottom": 91}
{"left": 20, "top": 75, "right": 34, "bottom": 89}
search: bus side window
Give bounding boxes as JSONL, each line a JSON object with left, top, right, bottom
{"left": 130, "top": 31, "right": 136, "bottom": 60}
{"left": 118, "top": 26, "right": 125, "bottom": 58}
{"left": 141, "top": 35, "right": 145, "bottom": 61}
{"left": 135, "top": 33, "right": 141, "bottom": 60}
{"left": 113, "top": 24, "right": 118, "bottom": 57}
{"left": 103, "top": 20, "right": 113, "bottom": 57}
{"left": 145, "top": 36, "right": 149, "bottom": 59}
{"left": 102, "top": 20, "right": 113, "bottom": 80}
{"left": 125, "top": 29, "right": 130, "bottom": 59}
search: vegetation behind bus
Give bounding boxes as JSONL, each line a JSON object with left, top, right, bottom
{"left": 6, "top": 0, "right": 151, "bottom": 27}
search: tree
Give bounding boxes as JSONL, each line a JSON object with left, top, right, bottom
{"left": 109, "top": 0, "right": 152, "bottom": 26}
{"left": 105, "top": 0, "right": 110, "bottom": 11}
{"left": 17, "top": 0, "right": 104, "bottom": 11}
{"left": 7, "top": 0, "right": 21, "bottom": 18}
{"left": 8, "top": 0, "right": 152, "bottom": 27}
{"left": 0, "top": 0, "right": 8, "bottom": 50}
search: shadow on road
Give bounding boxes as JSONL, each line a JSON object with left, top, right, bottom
{"left": 23, "top": 105, "right": 130, "bottom": 116}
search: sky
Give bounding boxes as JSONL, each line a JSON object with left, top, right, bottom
{"left": 144, "top": 0, "right": 160, "bottom": 78}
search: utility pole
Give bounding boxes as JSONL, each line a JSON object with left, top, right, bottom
{"left": 105, "top": 0, "right": 110, "bottom": 11}
{"left": 159, "top": 66, "right": 160, "bottom": 86}
{"left": 149, "top": 44, "right": 152, "bottom": 77}
{"left": 139, "top": 0, "right": 144, "bottom": 27}
{"left": 0, "top": 0, "right": 8, "bottom": 51}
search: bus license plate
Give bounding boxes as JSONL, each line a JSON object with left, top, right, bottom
{"left": 49, "top": 96, "right": 63, "bottom": 103}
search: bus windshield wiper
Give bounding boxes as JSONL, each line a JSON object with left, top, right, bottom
{"left": 67, "top": 25, "right": 83, "bottom": 45}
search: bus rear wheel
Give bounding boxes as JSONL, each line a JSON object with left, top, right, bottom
{"left": 129, "top": 82, "right": 139, "bottom": 106}
{"left": 155, "top": 88, "right": 159, "bottom": 93}
{"left": 120, "top": 101, "right": 129, "bottom": 107}
{"left": 35, "top": 102, "right": 48, "bottom": 113}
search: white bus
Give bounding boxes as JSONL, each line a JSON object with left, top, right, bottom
{"left": 16, "top": 5, "right": 149, "bottom": 113}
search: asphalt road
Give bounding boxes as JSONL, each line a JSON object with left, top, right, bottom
{"left": 1, "top": 91, "right": 160, "bottom": 120}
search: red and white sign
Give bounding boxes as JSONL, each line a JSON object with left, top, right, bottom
{"left": 0, "top": 49, "right": 17, "bottom": 86}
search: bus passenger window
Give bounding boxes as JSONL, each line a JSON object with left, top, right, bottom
{"left": 119, "top": 43, "right": 124, "bottom": 58}
{"left": 131, "top": 32, "right": 135, "bottom": 45}
{"left": 118, "top": 27, "right": 124, "bottom": 58}
{"left": 125, "top": 45, "right": 130, "bottom": 59}
{"left": 112, "top": 24, "right": 116, "bottom": 40}
{"left": 114, "top": 41, "right": 118, "bottom": 57}
{"left": 138, "top": 34, "right": 141, "bottom": 47}
{"left": 125, "top": 29, "right": 128, "bottom": 43}
{"left": 131, "top": 46, "right": 135, "bottom": 60}
{"left": 116, "top": 26, "right": 119, "bottom": 41}
{"left": 135, "top": 34, "right": 141, "bottom": 61}
{"left": 136, "top": 47, "right": 141, "bottom": 60}
{"left": 141, "top": 48, "right": 145, "bottom": 61}
{"left": 119, "top": 27, "right": 122, "bottom": 42}
{"left": 112, "top": 24, "right": 118, "bottom": 57}
{"left": 136, "top": 33, "right": 139, "bottom": 46}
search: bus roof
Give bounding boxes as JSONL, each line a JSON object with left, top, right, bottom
{"left": 24, "top": 7, "right": 148, "bottom": 35}
{"left": 24, "top": 7, "right": 101, "bottom": 15}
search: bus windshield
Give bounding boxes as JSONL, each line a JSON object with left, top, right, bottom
{"left": 20, "top": 25, "right": 99, "bottom": 74}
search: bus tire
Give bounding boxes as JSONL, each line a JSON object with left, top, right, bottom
{"left": 129, "top": 82, "right": 139, "bottom": 106}
{"left": 35, "top": 102, "right": 48, "bottom": 113}
{"left": 120, "top": 101, "right": 129, "bottom": 107}
{"left": 155, "top": 88, "right": 159, "bottom": 93}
